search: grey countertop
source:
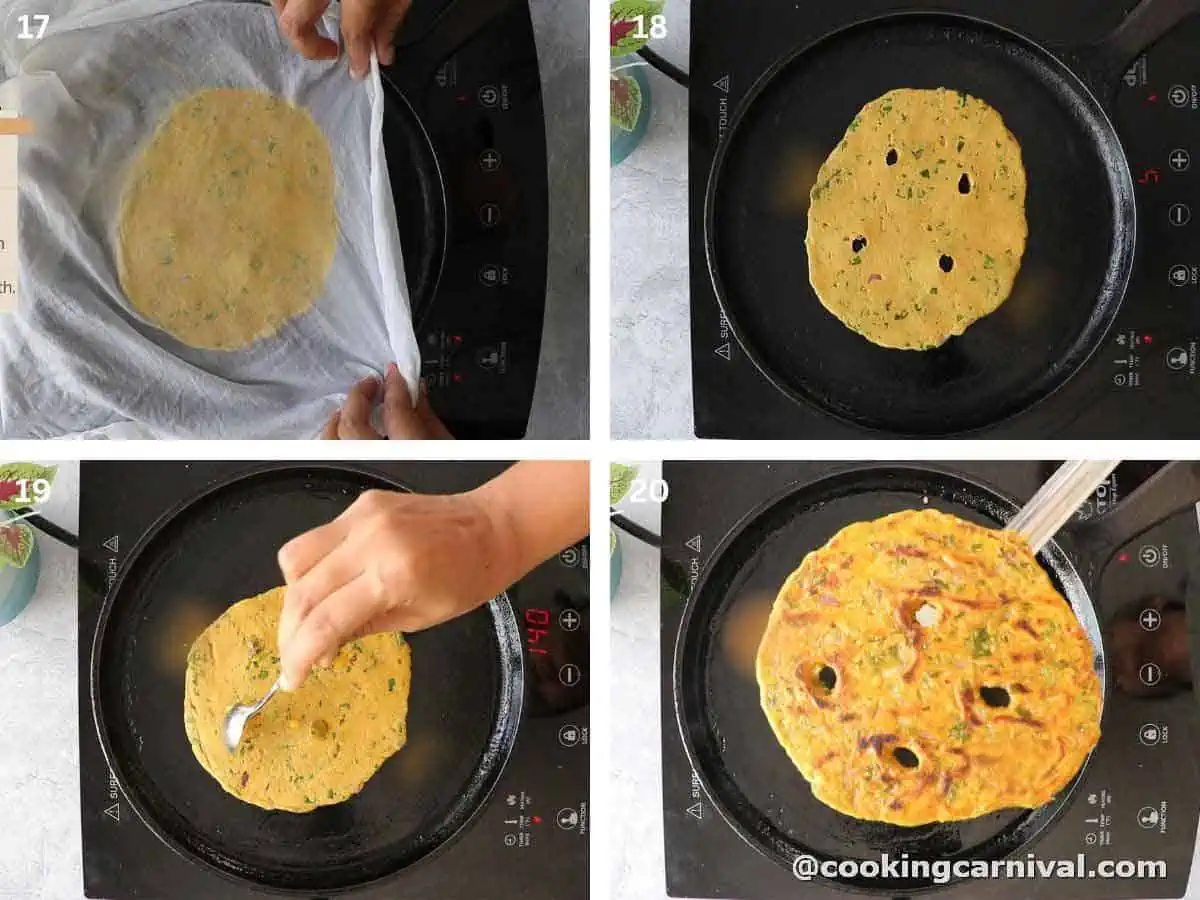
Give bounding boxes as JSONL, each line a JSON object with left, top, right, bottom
{"left": 610, "top": 6, "right": 691, "bottom": 440}
{"left": 527, "top": 0, "right": 590, "bottom": 439}
{"left": 0, "top": 462, "right": 82, "bottom": 900}
{"left": 610, "top": 466, "right": 1200, "bottom": 900}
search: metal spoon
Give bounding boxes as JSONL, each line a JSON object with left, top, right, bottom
{"left": 1006, "top": 460, "right": 1121, "bottom": 552}
{"left": 223, "top": 678, "right": 282, "bottom": 752}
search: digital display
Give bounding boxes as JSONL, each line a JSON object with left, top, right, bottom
{"left": 525, "top": 608, "right": 550, "bottom": 655}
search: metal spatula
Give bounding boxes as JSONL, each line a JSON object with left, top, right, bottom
{"left": 1006, "top": 460, "right": 1121, "bottom": 553}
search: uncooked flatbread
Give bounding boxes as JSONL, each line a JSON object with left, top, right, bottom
{"left": 117, "top": 88, "right": 336, "bottom": 350}
{"left": 184, "top": 587, "right": 412, "bottom": 813}
{"left": 806, "top": 88, "right": 1028, "bottom": 350}
{"left": 756, "top": 509, "right": 1101, "bottom": 826}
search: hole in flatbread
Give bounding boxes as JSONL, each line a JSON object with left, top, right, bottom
{"left": 893, "top": 747, "right": 920, "bottom": 768}
{"left": 851, "top": 236, "right": 867, "bottom": 253}
{"left": 980, "top": 685, "right": 1011, "bottom": 708}
{"left": 885, "top": 148, "right": 898, "bottom": 166}
{"left": 958, "top": 173, "right": 971, "bottom": 194}
{"left": 939, "top": 255, "right": 954, "bottom": 273}
{"left": 817, "top": 665, "right": 838, "bottom": 691}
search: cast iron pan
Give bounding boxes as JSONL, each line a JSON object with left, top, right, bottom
{"left": 380, "top": 79, "right": 445, "bottom": 327}
{"left": 91, "top": 465, "right": 524, "bottom": 894}
{"left": 674, "top": 462, "right": 1200, "bottom": 893}
{"left": 705, "top": 0, "right": 1200, "bottom": 435}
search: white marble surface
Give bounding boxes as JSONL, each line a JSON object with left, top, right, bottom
{"left": 609, "top": 465, "right": 1200, "bottom": 900}
{"left": 610, "top": 462, "right": 672, "bottom": 898}
{"left": 610, "top": 5, "right": 692, "bottom": 439}
{"left": 527, "top": 0, "right": 590, "bottom": 439}
{"left": 0, "top": 462, "right": 81, "bottom": 900}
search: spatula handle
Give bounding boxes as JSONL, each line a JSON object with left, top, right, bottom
{"left": 1006, "top": 461, "right": 1120, "bottom": 553}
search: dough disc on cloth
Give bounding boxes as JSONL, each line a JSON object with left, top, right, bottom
{"left": 806, "top": 88, "right": 1028, "bottom": 350}
{"left": 184, "top": 587, "right": 412, "bottom": 813}
{"left": 117, "top": 88, "right": 337, "bottom": 351}
{"left": 755, "top": 508, "right": 1101, "bottom": 826}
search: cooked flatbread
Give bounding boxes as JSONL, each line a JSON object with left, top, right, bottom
{"left": 756, "top": 508, "right": 1100, "bottom": 826}
{"left": 184, "top": 587, "right": 411, "bottom": 813}
{"left": 806, "top": 88, "right": 1027, "bottom": 350}
{"left": 117, "top": 88, "right": 336, "bottom": 350}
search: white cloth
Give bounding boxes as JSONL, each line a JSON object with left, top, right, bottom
{"left": 0, "top": 0, "right": 421, "bottom": 438}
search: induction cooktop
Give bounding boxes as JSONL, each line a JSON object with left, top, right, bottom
{"left": 383, "top": 0, "right": 549, "bottom": 438}
{"left": 661, "top": 461, "right": 1200, "bottom": 898}
{"left": 77, "top": 461, "right": 588, "bottom": 899}
{"left": 689, "top": 1, "right": 1200, "bottom": 438}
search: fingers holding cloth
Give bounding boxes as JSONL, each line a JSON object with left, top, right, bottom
{"left": 273, "top": 0, "right": 413, "bottom": 77}
{"left": 323, "top": 364, "right": 452, "bottom": 440}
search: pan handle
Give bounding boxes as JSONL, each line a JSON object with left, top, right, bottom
{"left": 1070, "top": 0, "right": 1200, "bottom": 91}
{"left": 1072, "top": 461, "right": 1200, "bottom": 571}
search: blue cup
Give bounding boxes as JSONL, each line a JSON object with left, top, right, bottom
{"left": 0, "top": 514, "right": 41, "bottom": 626}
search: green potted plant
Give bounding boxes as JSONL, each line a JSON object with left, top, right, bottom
{"left": 0, "top": 463, "right": 56, "bottom": 626}
{"left": 610, "top": 0, "right": 664, "bottom": 165}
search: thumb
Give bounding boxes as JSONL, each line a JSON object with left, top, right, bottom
{"left": 280, "top": 599, "right": 361, "bottom": 690}
{"left": 381, "top": 363, "right": 427, "bottom": 438}
{"left": 340, "top": 0, "right": 375, "bottom": 79}
{"left": 373, "top": 0, "right": 412, "bottom": 66}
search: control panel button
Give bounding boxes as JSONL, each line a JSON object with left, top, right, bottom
{"left": 1169, "top": 203, "right": 1191, "bottom": 226}
{"left": 1139, "top": 662, "right": 1163, "bottom": 686}
{"left": 479, "top": 203, "right": 502, "bottom": 228}
{"left": 559, "top": 608, "right": 581, "bottom": 631}
{"left": 556, "top": 807, "right": 580, "bottom": 830}
{"left": 558, "top": 663, "right": 581, "bottom": 687}
{"left": 1137, "top": 804, "right": 1167, "bottom": 832}
{"left": 478, "top": 84, "right": 500, "bottom": 108}
{"left": 477, "top": 346, "right": 501, "bottom": 370}
{"left": 1167, "top": 347, "right": 1189, "bottom": 370}
{"left": 1139, "top": 723, "right": 1166, "bottom": 746}
{"left": 1139, "top": 608, "right": 1162, "bottom": 631}
{"left": 558, "top": 724, "right": 581, "bottom": 747}
{"left": 1168, "top": 148, "right": 1190, "bottom": 172}
{"left": 1168, "top": 84, "right": 1189, "bottom": 107}
{"left": 479, "top": 264, "right": 510, "bottom": 288}
{"left": 1169, "top": 264, "right": 1190, "bottom": 287}
{"left": 480, "top": 149, "right": 502, "bottom": 172}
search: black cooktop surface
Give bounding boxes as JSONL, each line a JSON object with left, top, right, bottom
{"left": 661, "top": 461, "right": 1200, "bottom": 898}
{"left": 78, "top": 462, "right": 588, "bottom": 900}
{"left": 385, "top": 0, "right": 548, "bottom": 439}
{"left": 689, "top": 1, "right": 1200, "bottom": 438}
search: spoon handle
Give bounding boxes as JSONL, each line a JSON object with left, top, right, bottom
{"left": 251, "top": 679, "right": 282, "bottom": 715}
{"left": 1007, "top": 461, "right": 1121, "bottom": 553}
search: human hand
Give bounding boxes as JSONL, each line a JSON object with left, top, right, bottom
{"left": 276, "top": 488, "right": 516, "bottom": 688}
{"left": 272, "top": 0, "right": 413, "bottom": 78}
{"left": 323, "top": 363, "right": 453, "bottom": 440}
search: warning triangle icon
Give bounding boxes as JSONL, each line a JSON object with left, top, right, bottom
{"left": 685, "top": 535, "right": 702, "bottom": 553}
{"left": 103, "top": 535, "right": 119, "bottom": 553}
{"left": 713, "top": 75, "right": 730, "bottom": 93}
{"left": 715, "top": 343, "right": 732, "bottom": 361}
{"left": 104, "top": 803, "right": 120, "bottom": 822}
{"left": 687, "top": 802, "right": 703, "bottom": 820}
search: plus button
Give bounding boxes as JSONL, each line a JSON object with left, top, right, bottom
{"left": 1169, "top": 149, "right": 1190, "bottom": 172}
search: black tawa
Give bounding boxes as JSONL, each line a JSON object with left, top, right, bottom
{"left": 661, "top": 461, "right": 1200, "bottom": 899}
{"left": 690, "top": 0, "right": 1200, "bottom": 437}
{"left": 79, "top": 462, "right": 589, "bottom": 900}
